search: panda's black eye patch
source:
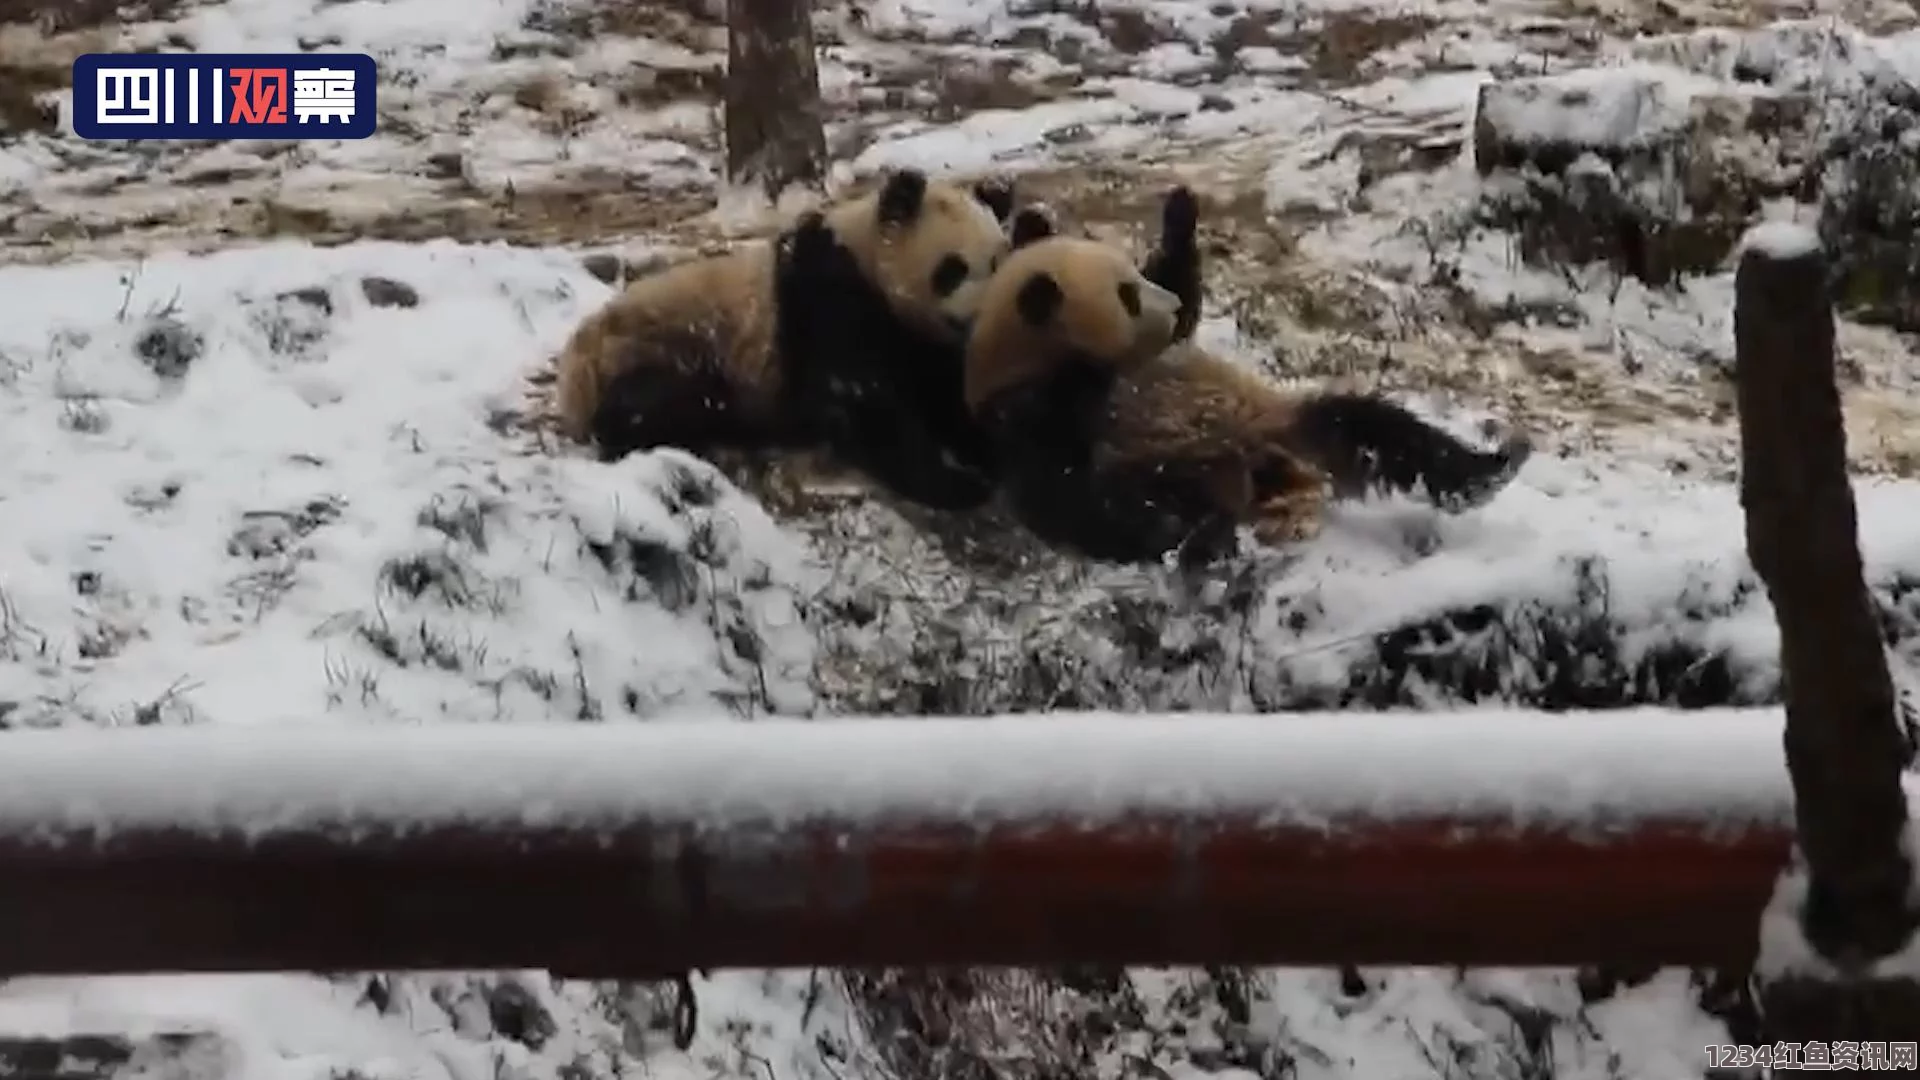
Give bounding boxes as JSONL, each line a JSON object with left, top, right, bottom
{"left": 1117, "top": 281, "right": 1141, "bottom": 317}
{"left": 930, "top": 255, "right": 971, "bottom": 297}
{"left": 1015, "top": 273, "right": 1065, "bottom": 326}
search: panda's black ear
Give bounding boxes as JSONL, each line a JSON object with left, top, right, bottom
{"left": 1015, "top": 272, "right": 1065, "bottom": 327}
{"left": 1009, "top": 207, "right": 1056, "bottom": 250}
{"left": 877, "top": 169, "right": 930, "bottom": 226}
{"left": 972, "top": 177, "right": 1016, "bottom": 223}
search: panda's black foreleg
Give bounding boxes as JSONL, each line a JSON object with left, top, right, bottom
{"left": 1283, "top": 392, "right": 1533, "bottom": 512}
{"left": 775, "top": 211, "right": 999, "bottom": 511}
{"left": 1139, "top": 186, "right": 1203, "bottom": 343}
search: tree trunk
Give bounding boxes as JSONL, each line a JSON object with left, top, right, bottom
{"left": 723, "top": 0, "right": 828, "bottom": 204}
{"left": 1737, "top": 226, "right": 1920, "bottom": 1043}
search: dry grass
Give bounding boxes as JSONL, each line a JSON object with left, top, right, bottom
{"left": 0, "top": 0, "right": 167, "bottom": 140}
{"left": 0, "top": 0, "right": 184, "bottom": 33}
{"left": 1005, "top": 0, "right": 1187, "bottom": 55}
{"left": 1205, "top": 8, "right": 1439, "bottom": 85}
{"left": 1306, "top": 11, "right": 1438, "bottom": 83}
{"left": 0, "top": 23, "right": 115, "bottom": 137}
{"left": 522, "top": 0, "right": 721, "bottom": 53}
{"left": 7, "top": 179, "right": 719, "bottom": 259}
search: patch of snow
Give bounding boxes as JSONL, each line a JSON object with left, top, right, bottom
{"left": 0, "top": 240, "right": 817, "bottom": 732}
{"left": 706, "top": 180, "right": 829, "bottom": 235}
{"left": 0, "top": 708, "right": 1793, "bottom": 838}
{"left": 1874, "top": 794, "right": 1920, "bottom": 978}
{"left": 855, "top": 98, "right": 1146, "bottom": 174}
{"left": 1755, "top": 852, "right": 1841, "bottom": 981}
{"left": 1472, "top": 63, "right": 1729, "bottom": 152}
{"left": 1738, "top": 220, "right": 1824, "bottom": 262}
{"left": 1754, "top": 774, "right": 1920, "bottom": 982}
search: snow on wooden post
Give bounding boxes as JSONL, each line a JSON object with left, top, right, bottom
{"left": 0, "top": 713, "right": 1792, "bottom": 976}
{"left": 1734, "top": 221, "right": 1920, "bottom": 1041}
{"left": 722, "top": 0, "right": 828, "bottom": 206}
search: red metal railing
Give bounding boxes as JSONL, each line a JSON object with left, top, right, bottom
{"left": 0, "top": 710, "right": 1792, "bottom": 976}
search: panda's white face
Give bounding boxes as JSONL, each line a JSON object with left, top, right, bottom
{"left": 1049, "top": 240, "right": 1182, "bottom": 367}
{"left": 884, "top": 187, "right": 1016, "bottom": 339}
{"left": 924, "top": 199, "right": 1012, "bottom": 326}
{"left": 962, "top": 236, "right": 1183, "bottom": 412}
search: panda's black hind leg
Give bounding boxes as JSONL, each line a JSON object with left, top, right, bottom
{"left": 1283, "top": 392, "right": 1532, "bottom": 513}
{"left": 1140, "top": 186, "right": 1203, "bottom": 342}
{"left": 999, "top": 450, "right": 1237, "bottom": 566}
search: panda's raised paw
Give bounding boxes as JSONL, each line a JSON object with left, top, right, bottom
{"left": 972, "top": 177, "right": 1017, "bottom": 224}
{"left": 786, "top": 211, "right": 837, "bottom": 254}
{"left": 784, "top": 212, "right": 862, "bottom": 280}
{"left": 1010, "top": 205, "right": 1057, "bottom": 249}
{"left": 1161, "top": 186, "right": 1200, "bottom": 248}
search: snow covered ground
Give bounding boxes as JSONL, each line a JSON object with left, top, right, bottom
{"left": 3, "top": 0, "right": 1920, "bottom": 1074}
{"left": 0, "top": 227, "right": 1898, "bottom": 1080}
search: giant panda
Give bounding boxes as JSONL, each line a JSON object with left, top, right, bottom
{"left": 551, "top": 167, "right": 1022, "bottom": 511}
{"left": 966, "top": 193, "right": 1533, "bottom": 566}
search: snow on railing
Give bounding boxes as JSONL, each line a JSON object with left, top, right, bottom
{"left": 0, "top": 710, "right": 1792, "bottom": 976}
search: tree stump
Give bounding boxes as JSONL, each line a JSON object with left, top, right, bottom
{"left": 722, "top": 0, "right": 828, "bottom": 205}
{"left": 1735, "top": 221, "right": 1920, "bottom": 1044}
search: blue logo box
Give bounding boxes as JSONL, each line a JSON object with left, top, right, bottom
{"left": 72, "top": 52, "right": 378, "bottom": 141}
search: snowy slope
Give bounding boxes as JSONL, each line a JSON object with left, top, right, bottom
{"left": 6, "top": 240, "right": 1917, "bottom": 729}
{"left": 0, "top": 236, "right": 1903, "bottom": 1079}
{"left": 0, "top": 242, "right": 818, "bottom": 730}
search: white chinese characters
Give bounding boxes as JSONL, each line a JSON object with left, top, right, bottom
{"left": 291, "top": 68, "right": 356, "bottom": 123}
{"left": 95, "top": 68, "right": 161, "bottom": 125}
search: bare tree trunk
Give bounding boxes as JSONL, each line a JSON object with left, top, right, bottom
{"left": 1737, "top": 226, "right": 1920, "bottom": 1043}
{"left": 723, "top": 0, "right": 828, "bottom": 205}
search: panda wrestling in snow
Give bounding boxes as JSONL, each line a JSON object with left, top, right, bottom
{"left": 551, "top": 167, "right": 1024, "bottom": 511}
{"left": 962, "top": 188, "right": 1533, "bottom": 567}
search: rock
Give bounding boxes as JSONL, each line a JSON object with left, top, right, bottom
{"left": 579, "top": 252, "right": 673, "bottom": 287}
{"left": 1472, "top": 66, "right": 1820, "bottom": 286}
{"left": 423, "top": 150, "right": 465, "bottom": 180}
{"left": 580, "top": 252, "right": 622, "bottom": 285}
{"left": 359, "top": 276, "right": 420, "bottom": 308}
{"left": 277, "top": 285, "right": 333, "bottom": 315}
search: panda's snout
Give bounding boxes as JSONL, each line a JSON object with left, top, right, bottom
{"left": 1139, "top": 280, "right": 1181, "bottom": 319}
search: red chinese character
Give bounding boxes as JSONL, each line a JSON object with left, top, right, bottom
{"left": 228, "top": 68, "right": 288, "bottom": 124}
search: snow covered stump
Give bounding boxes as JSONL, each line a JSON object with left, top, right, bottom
{"left": 1471, "top": 71, "right": 1816, "bottom": 287}
{"left": 1734, "top": 222, "right": 1920, "bottom": 1043}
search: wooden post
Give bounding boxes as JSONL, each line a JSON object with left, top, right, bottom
{"left": 722, "top": 0, "right": 828, "bottom": 205}
{"left": 1734, "top": 222, "right": 1920, "bottom": 1042}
